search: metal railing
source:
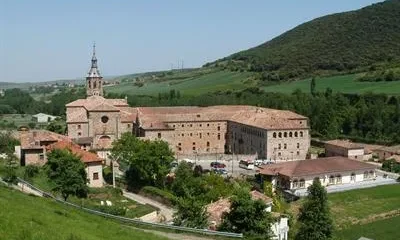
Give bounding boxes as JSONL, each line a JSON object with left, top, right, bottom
{"left": 15, "top": 177, "right": 243, "bottom": 238}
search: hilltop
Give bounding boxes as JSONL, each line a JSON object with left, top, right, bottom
{"left": 208, "top": 0, "right": 400, "bottom": 80}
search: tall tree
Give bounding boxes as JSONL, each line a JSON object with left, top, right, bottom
{"left": 295, "top": 178, "right": 333, "bottom": 240}
{"left": 310, "top": 77, "right": 316, "bottom": 96}
{"left": 0, "top": 132, "right": 20, "bottom": 154}
{"left": 173, "top": 195, "right": 209, "bottom": 228}
{"left": 219, "top": 187, "right": 273, "bottom": 240}
{"left": 111, "top": 133, "right": 174, "bottom": 190}
{"left": 46, "top": 149, "right": 88, "bottom": 201}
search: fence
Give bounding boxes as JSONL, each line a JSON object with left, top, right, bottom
{"left": 15, "top": 177, "right": 243, "bottom": 238}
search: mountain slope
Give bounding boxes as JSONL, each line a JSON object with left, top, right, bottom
{"left": 211, "top": 0, "right": 400, "bottom": 80}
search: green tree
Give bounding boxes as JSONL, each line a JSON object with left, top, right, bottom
{"left": 295, "top": 178, "right": 333, "bottom": 240}
{"left": 3, "top": 153, "right": 19, "bottom": 183}
{"left": 111, "top": 133, "right": 174, "bottom": 190}
{"left": 46, "top": 149, "right": 88, "bottom": 201}
{"left": 0, "top": 132, "right": 19, "bottom": 154}
{"left": 173, "top": 196, "right": 209, "bottom": 228}
{"left": 310, "top": 77, "right": 316, "bottom": 96}
{"left": 219, "top": 187, "right": 273, "bottom": 239}
{"left": 46, "top": 118, "right": 66, "bottom": 134}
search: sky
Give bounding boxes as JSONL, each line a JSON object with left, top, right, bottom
{"left": 0, "top": 0, "right": 382, "bottom": 83}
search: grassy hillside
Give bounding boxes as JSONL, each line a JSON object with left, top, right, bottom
{"left": 262, "top": 73, "right": 400, "bottom": 95}
{"left": 106, "top": 69, "right": 254, "bottom": 96}
{"left": 0, "top": 185, "right": 168, "bottom": 240}
{"left": 211, "top": 0, "right": 400, "bottom": 80}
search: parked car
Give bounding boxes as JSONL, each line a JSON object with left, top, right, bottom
{"left": 170, "top": 161, "right": 179, "bottom": 168}
{"left": 254, "top": 159, "right": 263, "bottom": 166}
{"left": 262, "top": 159, "right": 275, "bottom": 165}
{"left": 210, "top": 161, "right": 226, "bottom": 168}
{"left": 213, "top": 168, "right": 228, "bottom": 176}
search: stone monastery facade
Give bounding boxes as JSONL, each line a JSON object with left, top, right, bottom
{"left": 66, "top": 46, "right": 310, "bottom": 160}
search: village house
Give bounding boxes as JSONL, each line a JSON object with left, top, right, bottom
{"left": 16, "top": 130, "right": 103, "bottom": 187}
{"left": 206, "top": 190, "right": 288, "bottom": 240}
{"left": 258, "top": 156, "right": 377, "bottom": 192}
{"left": 324, "top": 139, "right": 365, "bottom": 160}
{"left": 66, "top": 45, "right": 311, "bottom": 160}
{"left": 46, "top": 140, "right": 104, "bottom": 187}
{"left": 374, "top": 145, "right": 400, "bottom": 161}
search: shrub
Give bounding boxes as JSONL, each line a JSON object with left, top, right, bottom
{"left": 140, "top": 186, "right": 176, "bottom": 206}
{"left": 94, "top": 205, "right": 126, "bottom": 216}
{"left": 24, "top": 165, "right": 40, "bottom": 179}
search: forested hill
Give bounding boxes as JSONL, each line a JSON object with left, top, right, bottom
{"left": 209, "top": 0, "right": 400, "bottom": 80}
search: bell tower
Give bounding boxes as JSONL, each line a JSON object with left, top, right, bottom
{"left": 86, "top": 43, "right": 103, "bottom": 97}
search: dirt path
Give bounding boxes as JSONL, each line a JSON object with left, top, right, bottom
{"left": 123, "top": 190, "right": 174, "bottom": 222}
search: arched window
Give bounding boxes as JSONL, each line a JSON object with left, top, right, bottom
{"left": 329, "top": 175, "right": 335, "bottom": 184}
{"left": 292, "top": 179, "right": 298, "bottom": 189}
{"left": 299, "top": 179, "right": 305, "bottom": 188}
{"left": 351, "top": 172, "right": 356, "bottom": 181}
{"left": 336, "top": 174, "right": 342, "bottom": 184}
{"left": 294, "top": 132, "right": 298, "bottom": 137}
{"left": 284, "top": 132, "right": 287, "bottom": 138}
{"left": 289, "top": 132, "right": 293, "bottom": 137}
{"left": 207, "top": 141, "right": 210, "bottom": 147}
{"left": 300, "top": 131, "right": 303, "bottom": 137}
{"left": 278, "top": 132, "right": 282, "bottom": 138}
{"left": 284, "top": 143, "right": 287, "bottom": 149}
{"left": 273, "top": 132, "right": 277, "bottom": 138}
{"left": 363, "top": 171, "right": 369, "bottom": 179}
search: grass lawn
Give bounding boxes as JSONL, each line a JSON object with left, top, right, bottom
{"left": 0, "top": 185, "right": 168, "bottom": 240}
{"left": 336, "top": 215, "right": 400, "bottom": 240}
{"left": 262, "top": 74, "right": 400, "bottom": 95}
{"left": 289, "top": 184, "right": 400, "bottom": 239}
{"left": 6, "top": 165, "right": 156, "bottom": 219}
{"left": 107, "top": 70, "right": 253, "bottom": 96}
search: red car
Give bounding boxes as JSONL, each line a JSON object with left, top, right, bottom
{"left": 210, "top": 161, "right": 226, "bottom": 168}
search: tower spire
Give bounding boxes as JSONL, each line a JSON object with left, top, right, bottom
{"left": 86, "top": 42, "right": 103, "bottom": 97}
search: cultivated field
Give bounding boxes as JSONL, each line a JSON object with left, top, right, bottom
{"left": 290, "top": 184, "right": 400, "bottom": 240}
{"left": 0, "top": 114, "right": 35, "bottom": 129}
{"left": 262, "top": 74, "right": 400, "bottom": 95}
{"left": 107, "top": 70, "right": 253, "bottom": 96}
{"left": 0, "top": 186, "right": 168, "bottom": 240}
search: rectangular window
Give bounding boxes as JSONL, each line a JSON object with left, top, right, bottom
{"left": 297, "top": 151, "right": 300, "bottom": 155}
{"left": 77, "top": 124, "right": 81, "bottom": 129}
{"left": 93, "top": 172, "right": 99, "bottom": 180}
{"left": 297, "top": 143, "right": 300, "bottom": 149}
{"left": 39, "top": 154, "right": 44, "bottom": 161}
{"left": 127, "top": 124, "right": 131, "bottom": 128}
{"left": 217, "top": 134, "right": 220, "bottom": 140}
{"left": 193, "top": 142, "right": 195, "bottom": 145}
{"left": 192, "top": 146, "right": 196, "bottom": 151}
{"left": 217, "top": 126, "right": 220, "bottom": 131}
{"left": 278, "top": 144, "right": 281, "bottom": 150}
{"left": 78, "top": 132, "right": 81, "bottom": 136}
{"left": 284, "top": 143, "right": 287, "bottom": 149}
{"left": 158, "top": 133, "right": 161, "bottom": 138}
{"left": 199, "top": 133, "right": 202, "bottom": 139}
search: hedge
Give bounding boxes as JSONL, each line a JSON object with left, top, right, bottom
{"left": 140, "top": 186, "right": 176, "bottom": 207}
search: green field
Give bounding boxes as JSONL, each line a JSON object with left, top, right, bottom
{"left": 0, "top": 185, "right": 167, "bottom": 240}
{"left": 290, "top": 184, "right": 400, "bottom": 240}
{"left": 336, "top": 215, "right": 400, "bottom": 240}
{"left": 106, "top": 70, "right": 253, "bottom": 96}
{"left": 262, "top": 74, "right": 400, "bottom": 94}
{"left": 0, "top": 114, "right": 35, "bottom": 129}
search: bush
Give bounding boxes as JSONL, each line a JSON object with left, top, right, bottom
{"left": 140, "top": 186, "right": 176, "bottom": 206}
{"left": 94, "top": 205, "right": 126, "bottom": 216}
{"left": 24, "top": 165, "right": 40, "bottom": 179}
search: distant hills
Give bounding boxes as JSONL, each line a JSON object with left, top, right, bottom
{"left": 209, "top": 0, "right": 400, "bottom": 80}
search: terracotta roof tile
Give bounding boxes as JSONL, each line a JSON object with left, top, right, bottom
{"left": 258, "top": 157, "right": 376, "bottom": 178}
{"left": 46, "top": 140, "right": 102, "bottom": 163}
{"left": 325, "top": 140, "right": 364, "bottom": 149}
{"left": 20, "top": 130, "right": 69, "bottom": 149}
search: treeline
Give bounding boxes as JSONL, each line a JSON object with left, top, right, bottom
{"left": 108, "top": 88, "right": 400, "bottom": 144}
{"left": 0, "top": 88, "right": 85, "bottom": 116}
{"left": 357, "top": 68, "right": 400, "bottom": 82}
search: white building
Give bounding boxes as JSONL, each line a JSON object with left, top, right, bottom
{"left": 258, "top": 156, "right": 377, "bottom": 191}
{"left": 32, "top": 113, "right": 58, "bottom": 123}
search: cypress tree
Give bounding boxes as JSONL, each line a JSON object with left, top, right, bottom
{"left": 295, "top": 178, "right": 333, "bottom": 240}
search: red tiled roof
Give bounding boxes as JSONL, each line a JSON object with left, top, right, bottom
{"left": 325, "top": 139, "right": 364, "bottom": 150}
{"left": 258, "top": 157, "right": 376, "bottom": 178}
{"left": 46, "top": 140, "right": 102, "bottom": 164}
{"left": 20, "top": 130, "right": 69, "bottom": 149}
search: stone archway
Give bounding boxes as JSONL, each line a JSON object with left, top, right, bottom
{"left": 98, "top": 135, "right": 112, "bottom": 149}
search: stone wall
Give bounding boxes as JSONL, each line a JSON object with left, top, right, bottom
{"left": 86, "top": 162, "right": 103, "bottom": 188}
{"left": 266, "top": 129, "right": 310, "bottom": 161}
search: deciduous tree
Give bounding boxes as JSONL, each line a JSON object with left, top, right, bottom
{"left": 46, "top": 149, "right": 88, "bottom": 201}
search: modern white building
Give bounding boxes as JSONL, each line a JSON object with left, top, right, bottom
{"left": 258, "top": 156, "right": 377, "bottom": 191}
{"left": 32, "top": 113, "right": 58, "bottom": 123}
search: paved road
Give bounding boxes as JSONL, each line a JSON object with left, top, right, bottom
{"left": 123, "top": 190, "right": 174, "bottom": 223}
{"left": 191, "top": 159, "right": 258, "bottom": 177}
